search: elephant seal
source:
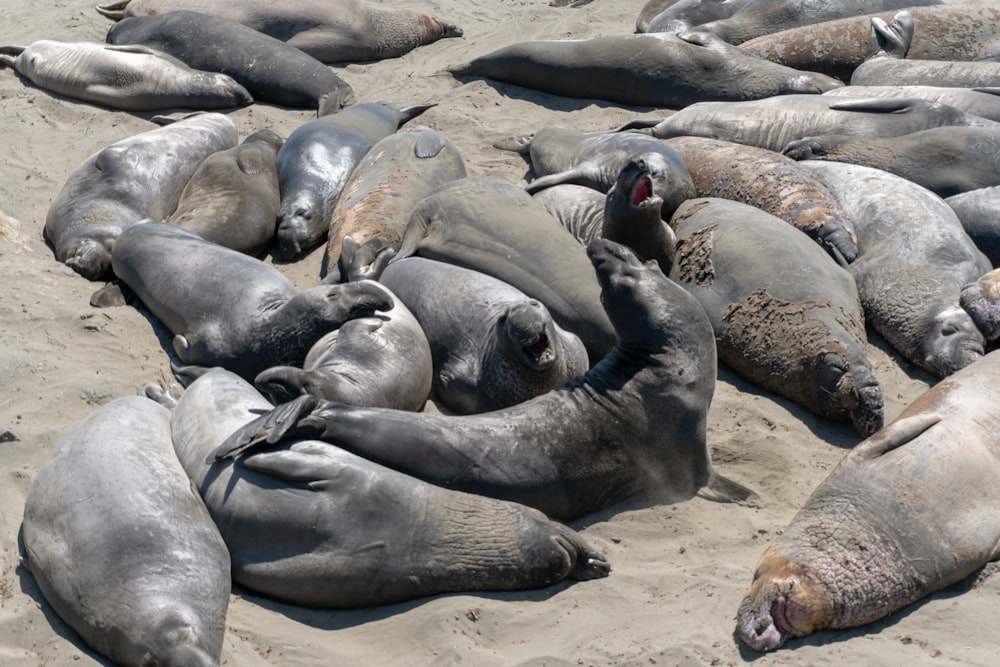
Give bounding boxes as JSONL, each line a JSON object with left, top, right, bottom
{"left": 96, "top": 0, "right": 462, "bottom": 63}
{"left": 622, "top": 95, "right": 998, "bottom": 153}
{"left": 642, "top": 0, "right": 752, "bottom": 34}
{"left": 379, "top": 257, "right": 589, "bottom": 415}
{"left": 0, "top": 40, "right": 251, "bottom": 111}
{"left": 532, "top": 185, "right": 607, "bottom": 246}
{"left": 669, "top": 198, "right": 883, "bottom": 437}
{"left": 449, "top": 31, "right": 841, "bottom": 109}
{"left": 737, "top": 350, "right": 1000, "bottom": 651}
{"left": 803, "top": 161, "right": 990, "bottom": 378}
{"left": 636, "top": 0, "right": 681, "bottom": 32}
{"left": 107, "top": 222, "right": 394, "bottom": 382}
{"left": 167, "top": 128, "right": 283, "bottom": 256}
{"left": 105, "top": 11, "right": 355, "bottom": 110}
{"left": 214, "top": 239, "right": 755, "bottom": 521}
{"left": 947, "top": 186, "right": 1000, "bottom": 265}
{"left": 664, "top": 136, "right": 858, "bottom": 263}
{"left": 275, "top": 102, "right": 433, "bottom": 260}
{"left": 163, "top": 368, "right": 608, "bottom": 608}
{"left": 824, "top": 85, "right": 1000, "bottom": 123}
{"left": 21, "top": 395, "right": 230, "bottom": 666}
{"left": 321, "top": 125, "right": 467, "bottom": 284}
{"left": 783, "top": 126, "right": 1000, "bottom": 198}
{"left": 254, "top": 282, "right": 433, "bottom": 411}
{"left": 44, "top": 112, "right": 238, "bottom": 281}
{"left": 961, "top": 269, "right": 1000, "bottom": 342}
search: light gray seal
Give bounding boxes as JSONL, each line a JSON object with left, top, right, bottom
{"left": 162, "top": 368, "right": 609, "bottom": 608}
{"left": 167, "top": 128, "right": 283, "bottom": 256}
{"left": 105, "top": 10, "right": 355, "bottom": 110}
{"left": 214, "top": 239, "right": 755, "bottom": 521}
{"left": 803, "top": 161, "right": 991, "bottom": 378}
{"left": 449, "top": 31, "right": 841, "bottom": 109}
{"left": 824, "top": 85, "right": 1000, "bottom": 123}
{"left": 642, "top": 0, "right": 752, "bottom": 34}
{"left": 44, "top": 112, "right": 238, "bottom": 281}
{"left": 0, "top": 40, "right": 251, "bottom": 111}
{"left": 379, "top": 257, "right": 589, "bottom": 415}
{"left": 107, "top": 222, "right": 394, "bottom": 382}
{"left": 20, "top": 395, "right": 230, "bottom": 666}
{"left": 96, "top": 0, "right": 463, "bottom": 64}
{"left": 946, "top": 185, "right": 1000, "bottom": 265}
{"left": 532, "top": 184, "right": 607, "bottom": 246}
{"left": 274, "top": 102, "right": 433, "bottom": 260}
{"left": 738, "top": 350, "right": 1000, "bottom": 651}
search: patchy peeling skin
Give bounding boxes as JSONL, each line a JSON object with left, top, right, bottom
{"left": 671, "top": 219, "right": 716, "bottom": 288}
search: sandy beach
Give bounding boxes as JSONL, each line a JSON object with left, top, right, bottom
{"left": 1, "top": 0, "right": 998, "bottom": 665}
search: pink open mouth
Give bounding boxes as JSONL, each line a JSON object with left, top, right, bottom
{"left": 632, "top": 175, "right": 653, "bottom": 205}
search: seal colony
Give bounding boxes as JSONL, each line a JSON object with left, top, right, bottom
{"left": 8, "top": 0, "right": 1000, "bottom": 664}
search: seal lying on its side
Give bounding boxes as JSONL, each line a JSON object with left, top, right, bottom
{"left": 824, "top": 85, "right": 1000, "bottom": 124}
{"left": 215, "top": 239, "right": 755, "bottom": 522}
{"left": 737, "top": 350, "right": 1000, "bottom": 652}
{"left": 946, "top": 186, "right": 1000, "bottom": 266}
{"left": 21, "top": 396, "right": 230, "bottom": 666}
{"left": 163, "top": 368, "right": 609, "bottom": 608}
{"left": 642, "top": 0, "right": 751, "bottom": 34}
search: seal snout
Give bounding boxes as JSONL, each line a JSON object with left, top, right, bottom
{"left": 504, "top": 301, "right": 557, "bottom": 369}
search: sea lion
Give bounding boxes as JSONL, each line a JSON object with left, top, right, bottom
{"left": 737, "top": 350, "right": 1000, "bottom": 651}
{"left": 21, "top": 395, "right": 230, "bottom": 666}
{"left": 321, "top": 125, "right": 467, "bottom": 284}
{"left": 824, "top": 85, "right": 1000, "bottom": 123}
{"left": 254, "top": 282, "right": 433, "bottom": 411}
{"left": 532, "top": 184, "right": 607, "bottom": 246}
{"left": 0, "top": 39, "right": 251, "bottom": 111}
{"left": 669, "top": 197, "right": 883, "bottom": 437}
{"left": 664, "top": 136, "right": 859, "bottom": 263}
{"left": 95, "top": 0, "right": 462, "bottom": 63}
{"left": 167, "top": 128, "right": 283, "bottom": 256}
{"left": 105, "top": 10, "right": 355, "bottom": 110}
{"left": 449, "top": 31, "right": 841, "bottom": 109}
{"left": 802, "top": 161, "right": 990, "bottom": 378}
{"left": 642, "top": 0, "right": 752, "bottom": 34}
{"left": 275, "top": 101, "right": 433, "bottom": 260}
{"left": 213, "top": 239, "right": 755, "bottom": 522}
{"left": 164, "top": 368, "right": 609, "bottom": 608}
{"left": 960, "top": 269, "right": 1000, "bottom": 343}
{"left": 44, "top": 112, "right": 238, "bottom": 281}
{"left": 107, "top": 222, "right": 394, "bottom": 382}
{"left": 378, "top": 257, "right": 589, "bottom": 415}
{"left": 946, "top": 185, "right": 1000, "bottom": 265}
{"left": 783, "top": 125, "right": 1000, "bottom": 198}
{"left": 622, "top": 95, "right": 998, "bottom": 154}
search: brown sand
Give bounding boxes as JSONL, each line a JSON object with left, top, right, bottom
{"left": 1, "top": 1, "right": 996, "bottom": 665}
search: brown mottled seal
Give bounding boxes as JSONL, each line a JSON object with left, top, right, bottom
{"left": 0, "top": 40, "right": 251, "bottom": 111}
{"left": 669, "top": 197, "right": 883, "bottom": 437}
{"left": 96, "top": 0, "right": 462, "bottom": 63}
{"left": 44, "top": 112, "right": 238, "bottom": 281}
{"left": 737, "top": 349, "right": 1000, "bottom": 651}
{"left": 21, "top": 395, "right": 230, "bottom": 666}
{"left": 664, "top": 136, "right": 859, "bottom": 263}
{"left": 214, "top": 239, "right": 755, "bottom": 521}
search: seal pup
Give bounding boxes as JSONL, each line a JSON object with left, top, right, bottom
{"left": 803, "top": 161, "right": 990, "bottom": 378}
{"left": 737, "top": 350, "right": 1000, "bottom": 651}
{"left": 669, "top": 198, "right": 883, "bottom": 437}
{"left": 449, "top": 31, "right": 841, "bottom": 109}
{"left": 824, "top": 85, "right": 1000, "bottom": 123}
{"left": 379, "top": 257, "right": 589, "bottom": 415}
{"left": 44, "top": 112, "right": 238, "bottom": 280}
{"left": 105, "top": 10, "right": 355, "bottom": 111}
{"left": 214, "top": 239, "right": 755, "bottom": 522}
{"left": 167, "top": 129, "right": 283, "bottom": 256}
{"left": 95, "top": 0, "right": 463, "bottom": 63}
{"left": 21, "top": 395, "right": 230, "bottom": 666}
{"left": 946, "top": 185, "right": 1000, "bottom": 265}
{"left": 107, "top": 222, "right": 394, "bottom": 382}
{"left": 0, "top": 39, "right": 251, "bottom": 111}
{"left": 275, "top": 101, "right": 433, "bottom": 260}
{"left": 163, "top": 368, "right": 609, "bottom": 608}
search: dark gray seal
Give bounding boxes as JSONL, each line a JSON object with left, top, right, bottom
{"left": 947, "top": 185, "right": 1000, "bottom": 265}
{"left": 21, "top": 395, "right": 230, "bottom": 666}
{"left": 669, "top": 197, "right": 883, "bottom": 437}
{"left": 737, "top": 349, "right": 1000, "bottom": 651}
{"left": 167, "top": 128, "right": 283, "bottom": 257}
{"left": 96, "top": 0, "right": 463, "bottom": 63}
{"left": 824, "top": 85, "right": 1000, "bottom": 123}
{"left": 643, "top": 0, "right": 752, "bottom": 34}
{"left": 0, "top": 40, "right": 251, "bottom": 111}
{"left": 163, "top": 368, "right": 609, "bottom": 608}
{"left": 379, "top": 257, "right": 589, "bottom": 415}
{"left": 44, "top": 112, "right": 238, "bottom": 281}
{"left": 449, "top": 31, "right": 841, "bottom": 109}
{"left": 107, "top": 221, "right": 394, "bottom": 382}
{"left": 214, "top": 239, "right": 755, "bottom": 521}
{"left": 274, "top": 102, "right": 433, "bottom": 260}
{"left": 254, "top": 281, "right": 433, "bottom": 411}
{"left": 105, "top": 10, "right": 355, "bottom": 110}
{"left": 532, "top": 184, "right": 607, "bottom": 246}
{"left": 803, "top": 161, "right": 991, "bottom": 378}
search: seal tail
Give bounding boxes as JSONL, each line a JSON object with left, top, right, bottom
{"left": 697, "top": 470, "right": 758, "bottom": 505}
{"left": 95, "top": 0, "right": 130, "bottom": 19}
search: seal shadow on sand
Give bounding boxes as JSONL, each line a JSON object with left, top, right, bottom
{"left": 451, "top": 74, "right": 657, "bottom": 116}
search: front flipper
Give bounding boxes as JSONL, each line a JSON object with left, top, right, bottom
{"left": 212, "top": 394, "right": 325, "bottom": 461}
{"left": 525, "top": 167, "right": 600, "bottom": 194}
{"left": 239, "top": 441, "right": 337, "bottom": 488}
{"left": 854, "top": 413, "right": 942, "bottom": 461}
{"left": 828, "top": 97, "right": 919, "bottom": 114}
{"left": 340, "top": 235, "right": 396, "bottom": 282}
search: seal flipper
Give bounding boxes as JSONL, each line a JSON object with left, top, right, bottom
{"left": 340, "top": 236, "right": 396, "bottom": 282}
{"left": 238, "top": 443, "right": 336, "bottom": 488}
{"left": 254, "top": 366, "right": 309, "bottom": 405}
{"left": 95, "top": 0, "right": 130, "bottom": 20}
{"left": 413, "top": 131, "right": 447, "bottom": 159}
{"left": 525, "top": 166, "right": 603, "bottom": 194}
{"left": 853, "top": 413, "right": 942, "bottom": 461}
{"left": 212, "top": 394, "right": 323, "bottom": 461}
{"left": 0, "top": 46, "right": 25, "bottom": 68}
{"left": 612, "top": 119, "right": 660, "bottom": 133}
{"left": 827, "top": 97, "right": 920, "bottom": 114}
{"left": 89, "top": 279, "right": 135, "bottom": 308}
{"left": 867, "top": 12, "right": 914, "bottom": 60}
{"left": 492, "top": 134, "right": 534, "bottom": 154}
